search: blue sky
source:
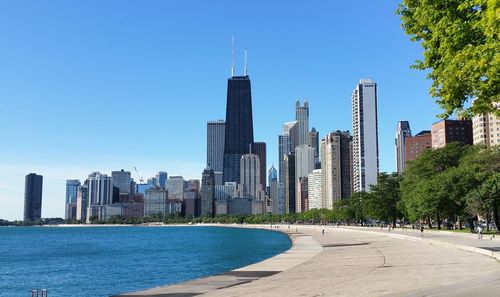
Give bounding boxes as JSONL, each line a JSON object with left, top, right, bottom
{"left": 0, "top": 0, "right": 443, "bottom": 220}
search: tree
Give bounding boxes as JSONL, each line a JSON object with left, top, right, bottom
{"left": 401, "top": 143, "right": 470, "bottom": 226}
{"left": 466, "top": 173, "right": 500, "bottom": 233}
{"left": 398, "top": 0, "right": 500, "bottom": 118}
{"left": 364, "top": 173, "right": 402, "bottom": 226}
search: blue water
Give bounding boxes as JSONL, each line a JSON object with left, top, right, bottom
{"left": 0, "top": 226, "right": 290, "bottom": 297}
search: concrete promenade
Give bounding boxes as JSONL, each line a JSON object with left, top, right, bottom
{"left": 119, "top": 224, "right": 500, "bottom": 297}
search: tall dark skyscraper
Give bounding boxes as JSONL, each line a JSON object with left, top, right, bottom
{"left": 252, "top": 142, "right": 266, "bottom": 189}
{"left": 223, "top": 75, "right": 254, "bottom": 184}
{"left": 24, "top": 173, "right": 43, "bottom": 221}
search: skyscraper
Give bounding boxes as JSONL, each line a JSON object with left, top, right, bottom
{"left": 295, "top": 99, "right": 309, "bottom": 146}
{"left": 252, "top": 142, "right": 266, "bottom": 189}
{"left": 223, "top": 75, "right": 254, "bottom": 184}
{"left": 166, "top": 176, "right": 185, "bottom": 200}
{"left": 238, "top": 153, "right": 265, "bottom": 200}
{"left": 278, "top": 121, "right": 298, "bottom": 184}
{"left": 321, "top": 131, "right": 353, "bottom": 209}
{"left": 76, "top": 182, "right": 88, "bottom": 222}
{"left": 395, "top": 121, "right": 412, "bottom": 173}
{"left": 24, "top": 173, "right": 43, "bottom": 221}
{"left": 65, "top": 179, "right": 80, "bottom": 220}
{"left": 268, "top": 165, "right": 279, "bottom": 214}
{"left": 309, "top": 127, "right": 320, "bottom": 168}
{"left": 112, "top": 169, "right": 132, "bottom": 203}
{"left": 201, "top": 165, "right": 215, "bottom": 217}
{"left": 295, "top": 145, "right": 315, "bottom": 212}
{"left": 87, "top": 172, "right": 112, "bottom": 222}
{"left": 207, "top": 120, "right": 225, "bottom": 185}
{"left": 156, "top": 171, "right": 168, "bottom": 188}
{"left": 284, "top": 153, "right": 296, "bottom": 213}
{"left": 352, "top": 79, "right": 379, "bottom": 192}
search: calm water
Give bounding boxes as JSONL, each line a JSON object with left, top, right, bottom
{"left": 0, "top": 226, "right": 290, "bottom": 297}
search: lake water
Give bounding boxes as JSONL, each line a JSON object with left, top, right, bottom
{"left": 0, "top": 226, "right": 291, "bottom": 297}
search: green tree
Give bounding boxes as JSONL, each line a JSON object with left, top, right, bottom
{"left": 466, "top": 173, "right": 500, "bottom": 233}
{"left": 401, "top": 143, "right": 470, "bottom": 227}
{"left": 398, "top": 0, "right": 500, "bottom": 118}
{"left": 365, "top": 173, "right": 402, "bottom": 227}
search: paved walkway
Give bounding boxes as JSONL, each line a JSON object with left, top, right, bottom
{"left": 119, "top": 224, "right": 500, "bottom": 297}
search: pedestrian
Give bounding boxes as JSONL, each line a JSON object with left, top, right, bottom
{"left": 322, "top": 229, "right": 325, "bottom": 236}
{"left": 478, "top": 226, "right": 483, "bottom": 240}
{"left": 420, "top": 226, "right": 424, "bottom": 238}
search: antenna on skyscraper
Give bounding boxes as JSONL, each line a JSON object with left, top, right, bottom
{"left": 231, "top": 36, "right": 235, "bottom": 77}
{"left": 244, "top": 48, "right": 248, "bottom": 76}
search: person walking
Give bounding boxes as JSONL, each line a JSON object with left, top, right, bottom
{"left": 478, "top": 225, "right": 483, "bottom": 240}
{"left": 322, "top": 229, "right": 325, "bottom": 236}
{"left": 420, "top": 226, "right": 424, "bottom": 238}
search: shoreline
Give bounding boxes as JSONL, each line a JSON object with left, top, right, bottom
{"left": 118, "top": 224, "right": 500, "bottom": 296}
{"left": 115, "top": 224, "right": 323, "bottom": 296}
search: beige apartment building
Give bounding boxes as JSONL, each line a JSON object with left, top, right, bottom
{"left": 473, "top": 105, "right": 500, "bottom": 148}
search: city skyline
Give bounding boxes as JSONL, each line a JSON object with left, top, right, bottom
{"left": 0, "top": 0, "right": 444, "bottom": 220}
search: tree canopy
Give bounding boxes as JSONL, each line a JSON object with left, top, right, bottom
{"left": 398, "top": 0, "right": 500, "bottom": 118}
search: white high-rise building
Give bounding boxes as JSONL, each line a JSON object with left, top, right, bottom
{"left": 295, "top": 145, "right": 315, "bottom": 212}
{"left": 295, "top": 99, "right": 309, "bottom": 146}
{"left": 308, "top": 169, "right": 322, "bottom": 210}
{"left": 207, "top": 120, "right": 225, "bottom": 185}
{"left": 352, "top": 79, "right": 379, "bottom": 192}
{"left": 395, "top": 121, "right": 412, "bottom": 173}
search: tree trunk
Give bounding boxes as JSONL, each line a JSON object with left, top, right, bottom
{"left": 486, "top": 214, "right": 490, "bottom": 231}
{"left": 493, "top": 204, "right": 500, "bottom": 235}
{"left": 427, "top": 216, "right": 432, "bottom": 229}
{"left": 437, "top": 214, "right": 441, "bottom": 230}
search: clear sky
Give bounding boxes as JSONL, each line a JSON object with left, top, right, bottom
{"left": 0, "top": 0, "right": 443, "bottom": 220}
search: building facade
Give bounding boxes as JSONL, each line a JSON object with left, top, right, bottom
{"left": 238, "top": 153, "right": 265, "bottom": 200}
{"left": 308, "top": 169, "right": 322, "bottom": 210}
{"left": 24, "top": 173, "right": 43, "bottom": 221}
{"left": 201, "top": 165, "right": 215, "bottom": 216}
{"left": 405, "top": 131, "right": 432, "bottom": 163}
{"left": 321, "top": 131, "right": 353, "bottom": 209}
{"left": 395, "top": 121, "right": 412, "bottom": 173}
{"left": 352, "top": 79, "right": 379, "bottom": 192}
{"left": 166, "top": 176, "right": 184, "bottom": 200}
{"left": 76, "top": 183, "right": 88, "bottom": 222}
{"left": 144, "top": 188, "right": 168, "bottom": 217}
{"left": 472, "top": 105, "right": 500, "bottom": 148}
{"left": 295, "top": 145, "right": 315, "bottom": 212}
{"left": 295, "top": 99, "right": 309, "bottom": 146}
{"left": 268, "top": 166, "right": 279, "bottom": 214}
{"left": 207, "top": 120, "right": 225, "bottom": 185}
{"left": 155, "top": 171, "right": 168, "bottom": 188}
{"left": 309, "top": 127, "right": 320, "bottom": 168}
{"left": 251, "top": 142, "right": 267, "bottom": 190}
{"left": 284, "top": 153, "right": 296, "bottom": 213}
{"left": 223, "top": 75, "right": 254, "bottom": 184}
{"left": 65, "top": 179, "right": 80, "bottom": 220}
{"left": 431, "top": 119, "right": 473, "bottom": 148}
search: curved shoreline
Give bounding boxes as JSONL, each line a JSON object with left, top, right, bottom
{"left": 115, "top": 224, "right": 323, "bottom": 296}
{"left": 117, "top": 224, "right": 500, "bottom": 297}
